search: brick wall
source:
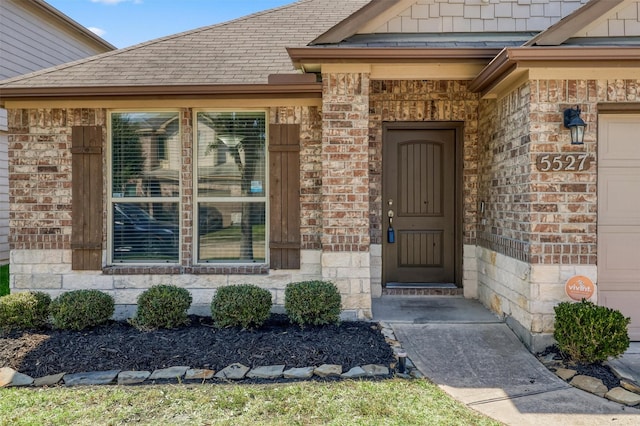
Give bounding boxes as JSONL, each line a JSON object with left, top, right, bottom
{"left": 479, "top": 79, "right": 640, "bottom": 266}
{"left": 477, "top": 83, "right": 532, "bottom": 262}
{"left": 271, "top": 106, "right": 323, "bottom": 250}
{"left": 9, "top": 108, "right": 106, "bottom": 251}
{"left": 369, "top": 80, "right": 480, "bottom": 245}
{"left": 321, "top": 73, "right": 371, "bottom": 252}
{"left": 9, "top": 105, "right": 323, "bottom": 264}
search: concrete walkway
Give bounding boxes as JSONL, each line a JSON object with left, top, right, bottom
{"left": 373, "top": 296, "right": 640, "bottom": 426}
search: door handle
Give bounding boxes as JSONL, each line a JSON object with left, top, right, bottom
{"left": 387, "top": 209, "right": 395, "bottom": 243}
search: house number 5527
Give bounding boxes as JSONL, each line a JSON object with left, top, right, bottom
{"left": 536, "top": 154, "right": 592, "bottom": 172}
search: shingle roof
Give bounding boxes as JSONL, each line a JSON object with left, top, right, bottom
{"left": 0, "top": 0, "right": 370, "bottom": 89}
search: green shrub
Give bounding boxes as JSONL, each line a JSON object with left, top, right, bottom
{"left": 132, "top": 285, "right": 192, "bottom": 330}
{"left": 0, "top": 264, "right": 9, "bottom": 297}
{"left": 285, "top": 280, "right": 341, "bottom": 327}
{"left": 211, "top": 284, "right": 272, "bottom": 329}
{"left": 553, "top": 300, "right": 630, "bottom": 363}
{"left": 50, "top": 290, "right": 114, "bottom": 331}
{"left": 0, "top": 291, "right": 51, "bottom": 330}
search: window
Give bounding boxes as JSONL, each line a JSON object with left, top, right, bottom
{"left": 195, "top": 111, "right": 267, "bottom": 264}
{"left": 109, "top": 111, "right": 180, "bottom": 263}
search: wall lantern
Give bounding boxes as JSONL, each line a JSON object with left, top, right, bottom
{"left": 563, "top": 106, "right": 586, "bottom": 145}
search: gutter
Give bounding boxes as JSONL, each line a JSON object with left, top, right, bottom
{"left": 0, "top": 83, "right": 323, "bottom": 102}
{"left": 469, "top": 46, "right": 640, "bottom": 93}
{"left": 287, "top": 47, "right": 501, "bottom": 66}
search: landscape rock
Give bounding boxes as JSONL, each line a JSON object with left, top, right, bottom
{"left": 148, "top": 366, "right": 189, "bottom": 381}
{"left": 247, "top": 365, "right": 285, "bottom": 379}
{"left": 185, "top": 369, "right": 215, "bottom": 380}
{"left": 341, "top": 367, "right": 366, "bottom": 379}
{"left": 283, "top": 367, "right": 315, "bottom": 379}
{"left": 118, "top": 371, "right": 151, "bottom": 385}
{"left": 0, "top": 367, "right": 33, "bottom": 387}
{"left": 555, "top": 368, "right": 577, "bottom": 381}
{"left": 215, "top": 363, "right": 250, "bottom": 380}
{"left": 34, "top": 373, "right": 66, "bottom": 387}
{"left": 314, "top": 364, "right": 342, "bottom": 378}
{"left": 570, "top": 375, "right": 608, "bottom": 397}
{"left": 64, "top": 370, "right": 120, "bottom": 386}
{"left": 605, "top": 387, "right": 640, "bottom": 406}
{"left": 362, "top": 364, "right": 389, "bottom": 376}
{"left": 620, "top": 379, "right": 640, "bottom": 395}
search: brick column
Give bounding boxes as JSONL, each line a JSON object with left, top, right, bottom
{"left": 320, "top": 72, "right": 371, "bottom": 319}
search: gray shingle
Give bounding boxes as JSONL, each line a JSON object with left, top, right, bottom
{"left": 0, "top": 0, "right": 370, "bottom": 89}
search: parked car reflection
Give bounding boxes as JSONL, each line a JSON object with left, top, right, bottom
{"left": 113, "top": 203, "right": 178, "bottom": 261}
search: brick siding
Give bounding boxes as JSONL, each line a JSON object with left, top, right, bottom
{"left": 321, "top": 73, "right": 371, "bottom": 252}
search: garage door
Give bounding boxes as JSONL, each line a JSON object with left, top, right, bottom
{"left": 598, "top": 114, "right": 640, "bottom": 341}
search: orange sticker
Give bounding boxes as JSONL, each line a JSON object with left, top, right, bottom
{"left": 565, "top": 275, "right": 595, "bottom": 301}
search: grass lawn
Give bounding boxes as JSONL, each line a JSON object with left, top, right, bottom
{"left": 0, "top": 379, "right": 500, "bottom": 426}
{"left": 0, "top": 264, "right": 8, "bottom": 296}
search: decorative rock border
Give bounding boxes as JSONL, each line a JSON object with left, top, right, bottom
{"left": 538, "top": 354, "right": 640, "bottom": 407}
{"left": 1, "top": 322, "right": 419, "bottom": 388}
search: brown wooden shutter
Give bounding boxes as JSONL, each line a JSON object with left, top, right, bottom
{"left": 71, "top": 126, "right": 103, "bottom": 270}
{"left": 269, "top": 123, "right": 301, "bottom": 269}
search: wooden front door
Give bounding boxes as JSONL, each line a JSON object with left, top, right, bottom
{"left": 383, "top": 124, "right": 458, "bottom": 285}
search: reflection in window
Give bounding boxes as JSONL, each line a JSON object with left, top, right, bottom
{"left": 196, "top": 112, "right": 267, "bottom": 263}
{"left": 110, "top": 112, "right": 180, "bottom": 263}
{"left": 111, "top": 112, "right": 180, "bottom": 199}
{"left": 112, "top": 203, "right": 179, "bottom": 263}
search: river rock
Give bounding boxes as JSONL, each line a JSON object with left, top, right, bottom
{"left": 215, "top": 363, "right": 250, "bottom": 380}
{"left": 341, "top": 367, "right": 366, "bottom": 378}
{"left": 314, "top": 364, "right": 342, "bottom": 377}
{"left": 283, "top": 367, "right": 315, "bottom": 379}
{"left": 34, "top": 373, "right": 66, "bottom": 387}
{"left": 362, "top": 364, "right": 389, "bottom": 376}
{"left": 118, "top": 371, "right": 151, "bottom": 385}
{"left": 605, "top": 387, "right": 640, "bottom": 406}
{"left": 185, "top": 369, "right": 215, "bottom": 380}
{"left": 149, "top": 366, "right": 189, "bottom": 381}
{"left": 247, "top": 365, "right": 285, "bottom": 379}
{"left": 64, "top": 370, "right": 120, "bottom": 386}
{"left": 0, "top": 367, "right": 33, "bottom": 387}
{"left": 570, "top": 375, "right": 608, "bottom": 397}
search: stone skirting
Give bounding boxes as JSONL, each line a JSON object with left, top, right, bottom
{"left": 10, "top": 249, "right": 375, "bottom": 320}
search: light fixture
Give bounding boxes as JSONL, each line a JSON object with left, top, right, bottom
{"left": 563, "top": 105, "right": 586, "bottom": 145}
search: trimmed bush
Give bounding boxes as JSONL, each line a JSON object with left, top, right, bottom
{"left": 285, "top": 280, "right": 341, "bottom": 327}
{"left": 553, "top": 300, "right": 630, "bottom": 363}
{"left": 211, "top": 284, "right": 272, "bottom": 329}
{"left": 50, "top": 290, "right": 114, "bottom": 331}
{"left": 0, "top": 291, "right": 51, "bottom": 330}
{"left": 132, "top": 285, "right": 192, "bottom": 330}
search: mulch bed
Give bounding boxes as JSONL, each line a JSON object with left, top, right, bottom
{"left": 0, "top": 314, "right": 396, "bottom": 378}
{"left": 536, "top": 345, "right": 621, "bottom": 390}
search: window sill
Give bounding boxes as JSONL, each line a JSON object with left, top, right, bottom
{"left": 103, "top": 265, "right": 269, "bottom": 275}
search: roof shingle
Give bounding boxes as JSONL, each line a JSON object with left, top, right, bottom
{"left": 0, "top": 0, "right": 370, "bottom": 89}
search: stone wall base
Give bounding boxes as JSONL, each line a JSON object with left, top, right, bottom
{"left": 11, "top": 249, "right": 374, "bottom": 320}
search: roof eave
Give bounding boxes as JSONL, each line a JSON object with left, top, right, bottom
{"left": 287, "top": 47, "right": 502, "bottom": 67}
{"left": 469, "top": 46, "right": 640, "bottom": 94}
{"left": 0, "top": 83, "right": 323, "bottom": 103}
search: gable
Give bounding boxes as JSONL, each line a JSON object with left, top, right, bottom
{"left": 573, "top": 0, "right": 640, "bottom": 37}
{"left": 358, "top": 0, "right": 589, "bottom": 34}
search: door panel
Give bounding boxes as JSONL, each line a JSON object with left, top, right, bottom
{"left": 598, "top": 114, "right": 640, "bottom": 341}
{"left": 383, "top": 127, "right": 456, "bottom": 284}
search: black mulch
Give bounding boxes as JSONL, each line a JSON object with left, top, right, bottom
{"left": 0, "top": 314, "right": 396, "bottom": 378}
{"left": 536, "top": 345, "right": 621, "bottom": 390}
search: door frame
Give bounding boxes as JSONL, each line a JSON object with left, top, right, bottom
{"left": 381, "top": 121, "right": 464, "bottom": 286}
